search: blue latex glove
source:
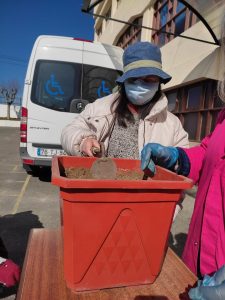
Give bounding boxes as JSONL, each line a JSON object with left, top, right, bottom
{"left": 189, "top": 265, "right": 225, "bottom": 300}
{"left": 141, "top": 143, "right": 179, "bottom": 174}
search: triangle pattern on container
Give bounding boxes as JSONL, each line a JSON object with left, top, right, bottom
{"left": 82, "top": 209, "right": 152, "bottom": 286}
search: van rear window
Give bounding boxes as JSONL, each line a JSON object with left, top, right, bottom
{"left": 31, "top": 60, "right": 122, "bottom": 113}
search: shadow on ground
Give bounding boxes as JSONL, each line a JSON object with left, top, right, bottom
{"left": 169, "top": 232, "right": 188, "bottom": 258}
{"left": 0, "top": 285, "right": 17, "bottom": 299}
{"left": 26, "top": 166, "right": 52, "bottom": 182}
{"left": 0, "top": 211, "right": 43, "bottom": 299}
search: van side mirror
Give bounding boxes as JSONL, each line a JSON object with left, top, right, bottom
{"left": 70, "top": 99, "right": 89, "bottom": 113}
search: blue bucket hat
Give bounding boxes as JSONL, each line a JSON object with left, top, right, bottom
{"left": 116, "top": 42, "right": 172, "bottom": 84}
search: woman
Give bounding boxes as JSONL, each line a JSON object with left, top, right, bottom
{"left": 61, "top": 41, "right": 188, "bottom": 158}
{"left": 140, "top": 15, "right": 225, "bottom": 300}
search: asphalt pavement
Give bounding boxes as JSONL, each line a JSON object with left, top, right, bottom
{"left": 0, "top": 127, "right": 196, "bottom": 299}
{"left": 0, "top": 127, "right": 60, "bottom": 299}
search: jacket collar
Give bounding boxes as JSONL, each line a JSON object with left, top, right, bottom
{"left": 140, "top": 93, "right": 168, "bottom": 120}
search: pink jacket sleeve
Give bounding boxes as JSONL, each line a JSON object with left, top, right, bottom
{"left": 182, "top": 109, "right": 225, "bottom": 184}
{"left": 182, "top": 136, "right": 210, "bottom": 184}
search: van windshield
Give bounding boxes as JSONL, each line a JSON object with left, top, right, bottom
{"left": 31, "top": 60, "right": 122, "bottom": 113}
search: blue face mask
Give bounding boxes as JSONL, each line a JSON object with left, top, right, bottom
{"left": 124, "top": 80, "right": 159, "bottom": 106}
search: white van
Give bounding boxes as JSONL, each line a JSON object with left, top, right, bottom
{"left": 20, "top": 35, "right": 123, "bottom": 173}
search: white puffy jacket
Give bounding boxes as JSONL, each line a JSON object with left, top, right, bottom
{"left": 61, "top": 92, "right": 189, "bottom": 156}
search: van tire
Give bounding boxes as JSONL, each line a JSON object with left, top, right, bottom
{"left": 23, "top": 164, "right": 40, "bottom": 175}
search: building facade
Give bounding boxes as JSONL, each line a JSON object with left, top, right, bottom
{"left": 93, "top": 0, "right": 225, "bottom": 142}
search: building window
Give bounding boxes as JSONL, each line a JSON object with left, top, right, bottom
{"left": 116, "top": 17, "right": 143, "bottom": 49}
{"left": 152, "top": 0, "right": 198, "bottom": 47}
{"left": 166, "top": 80, "right": 224, "bottom": 141}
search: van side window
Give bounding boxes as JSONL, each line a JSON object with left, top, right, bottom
{"left": 31, "top": 60, "right": 81, "bottom": 112}
{"left": 82, "top": 65, "right": 122, "bottom": 102}
{"left": 31, "top": 60, "right": 122, "bottom": 113}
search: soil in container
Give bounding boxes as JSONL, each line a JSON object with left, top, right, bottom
{"left": 65, "top": 167, "right": 144, "bottom": 180}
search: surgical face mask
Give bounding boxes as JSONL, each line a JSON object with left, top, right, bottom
{"left": 124, "top": 80, "right": 159, "bottom": 106}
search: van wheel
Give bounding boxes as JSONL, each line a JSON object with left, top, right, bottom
{"left": 23, "top": 164, "right": 40, "bottom": 175}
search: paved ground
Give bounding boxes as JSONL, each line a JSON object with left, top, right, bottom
{"left": 0, "top": 127, "right": 196, "bottom": 299}
{"left": 0, "top": 127, "right": 60, "bottom": 299}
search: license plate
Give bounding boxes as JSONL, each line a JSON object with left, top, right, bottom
{"left": 37, "top": 148, "right": 67, "bottom": 157}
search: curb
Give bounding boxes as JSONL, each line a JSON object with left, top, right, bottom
{"left": 0, "top": 120, "right": 20, "bottom": 127}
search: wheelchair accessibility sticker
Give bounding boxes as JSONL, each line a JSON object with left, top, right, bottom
{"left": 45, "top": 74, "right": 64, "bottom": 96}
{"left": 97, "top": 80, "right": 111, "bottom": 98}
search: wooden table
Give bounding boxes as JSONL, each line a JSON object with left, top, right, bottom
{"left": 17, "top": 229, "right": 197, "bottom": 300}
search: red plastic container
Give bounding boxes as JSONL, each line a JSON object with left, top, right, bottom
{"left": 52, "top": 156, "right": 193, "bottom": 292}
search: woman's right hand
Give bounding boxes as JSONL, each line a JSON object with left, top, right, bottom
{"left": 80, "top": 138, "right": 100, "bottom": 157}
